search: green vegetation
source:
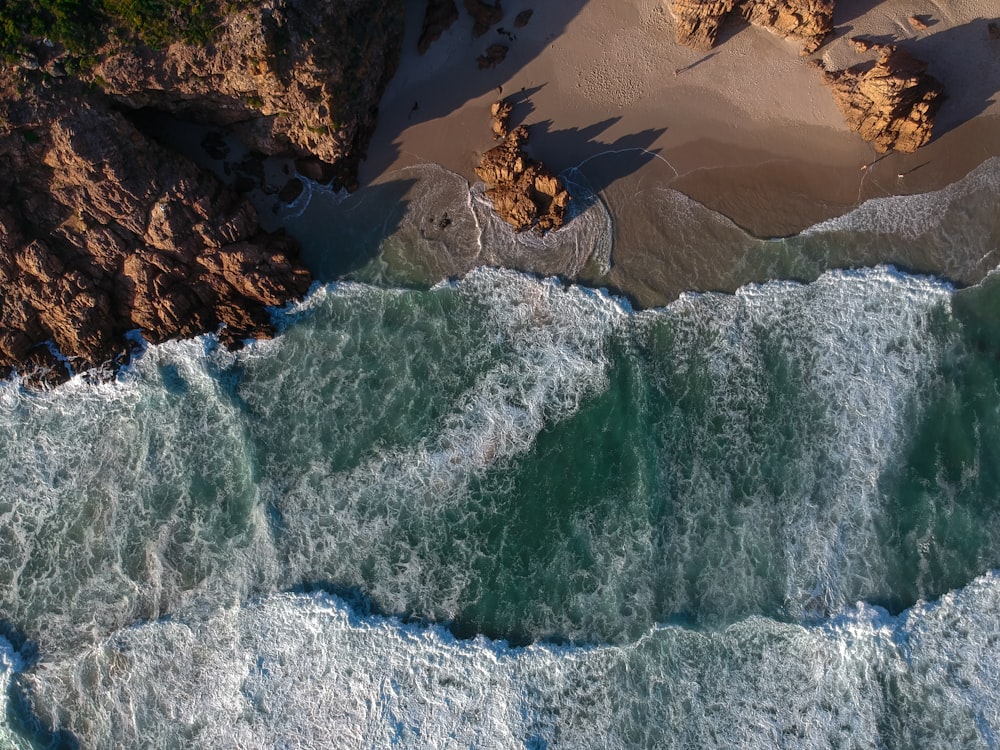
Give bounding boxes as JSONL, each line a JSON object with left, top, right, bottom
{"left": 0, "top": 0, "right": 245, "bottom": 61}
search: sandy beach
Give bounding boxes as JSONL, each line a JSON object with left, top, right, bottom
{"left": 360, "top": 0, "right": 1000, "bottom": 239}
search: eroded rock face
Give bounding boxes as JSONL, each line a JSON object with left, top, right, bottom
{"left": 740, "top": 0, "right": 834, "bottom": 54}
{"left": 672, "top": 0, "right": 833, "bottom": 54}
{"left": 0, "top": 77, "right": 310, "bottom": 384}
{"left": 475, "top": 106, "right": 570, "bottom": 233}
{"left": 89, "top": 0, "right": 405, "bottom": 188}
{"left": 818, "top": 47, "right": 944, "bottom": 153}
{"left": 672, "top": 0, "right": 737, "bottom": 50}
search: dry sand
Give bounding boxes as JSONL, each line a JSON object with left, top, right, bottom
{"left": 361, "top": 0, "right": 1000, "bottom": 238}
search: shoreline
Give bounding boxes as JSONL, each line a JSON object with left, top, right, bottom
{"left": 361, "top": 0, "right": 1000, "bottom": 239}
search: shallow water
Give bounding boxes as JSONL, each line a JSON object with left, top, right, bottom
{"left": 4, "top": 157, "right": 1000, "bottom": 747}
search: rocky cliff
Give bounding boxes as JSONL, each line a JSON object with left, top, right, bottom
{"left": 0, "top": 0, "right": 405, "bottom": 384}
{"left": 88, "top": 0, "right": 404, "bottom": 189}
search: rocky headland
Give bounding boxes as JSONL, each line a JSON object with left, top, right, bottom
{"left": 0, "top": 0, "right": 404, "bottom": 384}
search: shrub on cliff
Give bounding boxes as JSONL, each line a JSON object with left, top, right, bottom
{"left": 0, "top": 0, "right": 244, "bottom": 60}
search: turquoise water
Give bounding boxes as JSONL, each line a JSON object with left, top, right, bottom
{"left": 3, "top": 170, "right": 1000, "bottom": 746}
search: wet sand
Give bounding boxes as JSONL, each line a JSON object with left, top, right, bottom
{"left": 361, "top": 0, "right": 1000, "bottom": 239}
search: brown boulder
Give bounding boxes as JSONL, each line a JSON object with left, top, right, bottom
{"left": 671, "top": 0, "right": 833, "bottom": 54}
{"left": 464, "top": 0, "right": 503, "bottom": 37}
{"left": 490, "top": 99, "right": 513, "bottom": 140}
{"left": 88, "top": 0, "right": 405, "bottom": 188}
{"left": 475, "top": 110, "right": 571, "bottom": 233}
{"left": 739, "top": 0, "right": 834, "bottom": 54}
{"left": 672, "top": 0, "right": 737, "bottom": 50}
{"left": 514, "top": 9, "right": 534, "bottom": 28}
{"left": 419, "top": 0, "right": 460, "bottom": 54}
{"left": 477, "top": 43, "right": 509, "bottom": 70}
{"left": 819, "top": 47, "right": 944, "bottom": 153}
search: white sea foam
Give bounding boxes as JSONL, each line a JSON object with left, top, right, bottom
{"left": 22, "top": 572, "right": 1000, "bottom": 749}
{"left": 249, "top": 268, "right": 628, "bottom": 620}
{"left": 639, "top": 266, "right": 954, "bottom": 621}
{"left": 0, "top": 262, "right": 992, "bottom": 747}
{"left": 0, "top": 637, "right": 32, "bottom": 750}
{"left": 803, "top": 158, "right": 1000, "bottom": 241}
{"left": 0, "top": 264, "right": 963, "bottom": 653}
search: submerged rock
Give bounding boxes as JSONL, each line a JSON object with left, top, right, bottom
{"left": 671, "top": 0, "right": 833, "bottom": 54}
{"left": 818, "top": 47, "right": 944, "bottom": 153}
{"left": 475, "top": 106, "right": 571, "bottom": 234}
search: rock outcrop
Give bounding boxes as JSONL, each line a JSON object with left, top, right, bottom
{"left": 0, "top": 0, "right": 408, "bottom": 384}
{"left": 672, "top": 0, "right": 834, "bottom": 54}
{"left": 477, "top": 43, "right": 509, "bottom": 69}
{"left": 419, "top": 0, "right": 460, "bottom": 54}
{"left": 88, "top": 0, "right": 405, "bottom": 189}
{"left": 0, "top": 76, "right": 311, "bottom": 384}
{"left": 464, "top": 0, "right": 504, "bottom": 37}
{"left": 672, "top": 0, "right": 737, "bottom": 50}
{"left": 817, "top": 47, "right": 944, "bottom": 153}
{"left": 475, "top": 103, "right": 571, "bottom": 233}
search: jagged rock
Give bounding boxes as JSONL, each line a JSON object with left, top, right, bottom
{"left": 475, "top": 109, "right": 571, "bottom": 233}
{"left": 851, "top": 36, "right": 879, "bottom": 53}
{"left": 491, "top": 99, "right": 513, "bottom": 139}
{"left": 419, "top": 0, "right": 460, "bottom": 54}
{"left": 514, "top": 9, "right": 533, "bottom": 28}
{"left": 0, "top": 76, "right": 311, "bottom": 384}
{"left": 477, "top": 43, "right": 509, "bottom": 70}
{"left": 88, "top": 0, "right": 405, "bottom": 189}
{"left": 464, "top": 0, "right": 503, "bottom": 37}
{"left": 671, "top": 0, "right": 833, "bottom": 54}
{"left": 907, "top": 15, "right": 929, "bottom": 31}
{"left": 740, "top": 0, "right": 834, "bottom": 54}
{"left": 819, "top": 47, "right": 944, "bottom": 153}
{"left": 672, "top": 0, "right": 737, "bottom": 50}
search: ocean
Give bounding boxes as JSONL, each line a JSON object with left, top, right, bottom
{"left": 2, "top": 156, "right": 1000, "bottom": 748}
